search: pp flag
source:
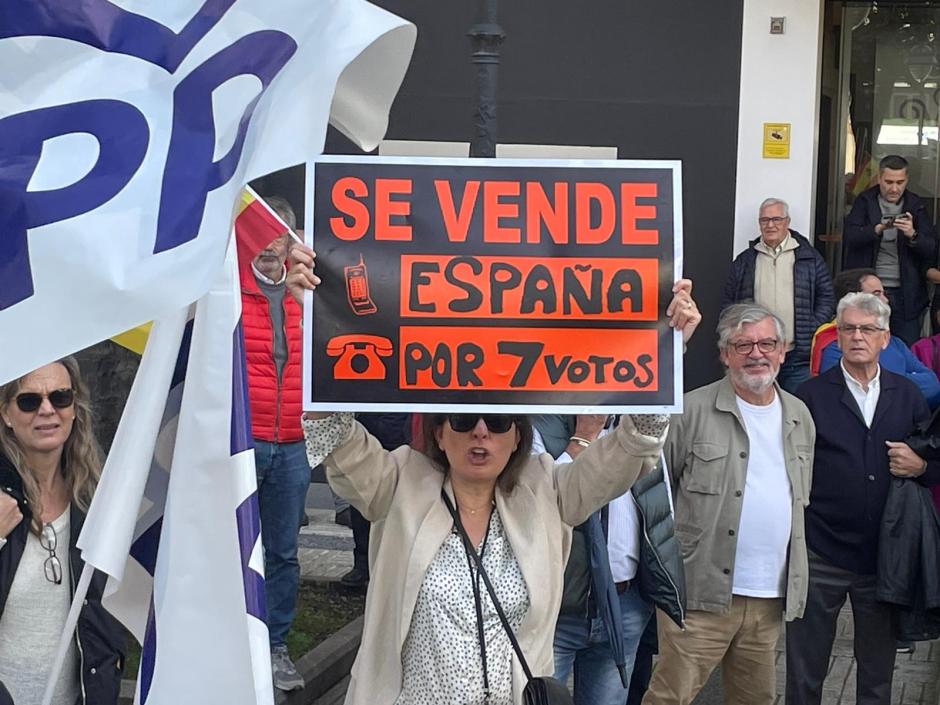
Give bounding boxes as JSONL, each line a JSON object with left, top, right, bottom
{"left": 0, "top": 0, "right": 416, "bottom": 384}
{"left": 85, "top": 242, "right": 271, "bottom": 705}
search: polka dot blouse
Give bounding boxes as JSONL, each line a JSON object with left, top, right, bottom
{"left": 396, "top": 508, "right": 529, "bottom": 705}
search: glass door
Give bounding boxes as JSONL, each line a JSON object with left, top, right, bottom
{"left": 830, "top": 2, "right": 940, "bottom": 265}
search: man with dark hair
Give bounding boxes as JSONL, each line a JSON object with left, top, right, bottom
{"left": 843, "top": 154, "right": 937, "bottom": 344}
{"left": 722, "top": 198, "right": 835, "bottom": 394}
{"left": 240, "top": 195, "right": 309, "bottom": 691}
{"left": 808, "top": 268, "right": 940, "bottom": 407}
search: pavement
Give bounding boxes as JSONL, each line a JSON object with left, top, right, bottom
{"left": 299, "top": 482, "right": 355, "bottom": 583}
{"left": 300, "top": 481, "right": 940, "bottom": 704}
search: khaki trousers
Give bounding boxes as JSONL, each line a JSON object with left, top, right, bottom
{"left": 642, "top": 596, "right": 783, "bottom": 705}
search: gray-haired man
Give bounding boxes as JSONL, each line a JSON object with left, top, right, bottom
{"left": 721, "top": 198, "right": 835, "bottom": 393}
{"left": 643, "top": 303, "right": 815, "bottom": 705}
{"left": 787, "top": 292, "right": 940, "bottom": 704}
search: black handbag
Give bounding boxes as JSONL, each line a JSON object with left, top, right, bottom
{"left": 442, "top": 490, "right": 574, "bottom": 705}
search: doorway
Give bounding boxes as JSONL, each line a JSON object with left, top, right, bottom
{"left": 822, "top": 2, "right": 940, "bottom": 268}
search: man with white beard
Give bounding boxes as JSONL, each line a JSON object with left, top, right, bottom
{"left": 643, "top": 303, "right": 815, "bottom": 705}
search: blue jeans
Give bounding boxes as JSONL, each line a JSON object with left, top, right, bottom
{"left": 776, "top": 356, "right": 810, "bottom": 395}
{"left": 255, "top": 440, "right": 310, "bottom": 646}
{"left": 553, "top": 583, "right": 654, "bottom": 705}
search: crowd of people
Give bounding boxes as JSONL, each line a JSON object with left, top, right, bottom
{"left": 2, "top": 152, "right": 940, "bottom": 705}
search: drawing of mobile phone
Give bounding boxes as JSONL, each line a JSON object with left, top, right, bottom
{"left": 344, "top": 254, "right": 377, "bottom": 316}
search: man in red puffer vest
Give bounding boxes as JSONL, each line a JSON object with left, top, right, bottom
{"left": 240, "top": 196, "right": 309, "bottom": 692}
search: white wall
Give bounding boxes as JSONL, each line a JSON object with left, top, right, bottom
{"left": 733, "top": 0, "right": 825, "bottom": 254}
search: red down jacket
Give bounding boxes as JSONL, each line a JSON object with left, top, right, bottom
{"left": 240, "top": 267, "right": 304, "bottom": 442}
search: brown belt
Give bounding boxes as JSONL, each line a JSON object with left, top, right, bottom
{"left": 615, "top": 580, "right": 633, "bottom": 594}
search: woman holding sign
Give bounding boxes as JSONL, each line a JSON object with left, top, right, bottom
{"left": 287, "top": 244, "right": 699, "bottom": 705}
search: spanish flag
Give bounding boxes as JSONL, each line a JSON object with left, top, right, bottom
{"left": 112, "top": 188, "right": 291, "bottom": 354}
{"left": 234, "top": 185, "right": 293, "bottom": 273}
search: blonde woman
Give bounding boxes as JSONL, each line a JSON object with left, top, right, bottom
{"left": 0, "top": 358, "right": 123, "bottom": 705}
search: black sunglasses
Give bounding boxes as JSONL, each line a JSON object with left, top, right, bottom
{"left": 15, "top": 388, "right": 74, "bottom": 413}
{"left": 446, "top": 414, "right": 515, "bottom": 434}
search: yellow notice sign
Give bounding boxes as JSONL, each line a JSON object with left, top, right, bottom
{"left": 763, "top": 123, "right": 790, "bottom": 159}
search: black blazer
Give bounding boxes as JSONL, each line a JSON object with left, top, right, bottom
{"left": 796, "top": 366, "right": 940, "bottom": 574}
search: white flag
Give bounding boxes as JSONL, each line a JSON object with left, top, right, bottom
{"left": 97, "top": 241, "right": 273, "bottom": 705}
{"left": 0, "top": 0, "right": 415, "bottom": 384}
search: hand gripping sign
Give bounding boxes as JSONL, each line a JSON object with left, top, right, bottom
{"left": 0, "top": 0, "right": 415, "bottom": 385}
{"left": 303, "top": 156, "right": 683, "bottom": 414}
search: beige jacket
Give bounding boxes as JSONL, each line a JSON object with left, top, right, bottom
{"left": 323, "top": 417, "right": 665, "bottom": 705}
{"left": 663, "top": 377, "right": 815, "bottom": 621}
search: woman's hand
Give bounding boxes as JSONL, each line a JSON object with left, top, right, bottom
{"left": 286, "top": 244, "right": 321, "bottom": 306}
{"left": 666, "top": 278, "right": 702, "bottom": 344}
{"left": 0, "top": 490, "right": 22, "bottom": 540}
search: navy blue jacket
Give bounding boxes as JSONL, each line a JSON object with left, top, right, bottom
{"left": 721, "top": 230, "right": 834, "bottom": 364}
{"left": 843, "top": 186, "right": 937, "bottom": 319}
{"left": 797, "top": 366, "right": 940, "bottom": 574}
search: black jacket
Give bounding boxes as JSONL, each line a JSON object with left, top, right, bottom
{"left": 843, "top": 186, "right": 937, "bottom": 318}
{"left": 876, "top": 477, "right": 940, "bottom": 641}
{"left": 0, "top": 456, "right": 124, "bottom": 705}
{"left": 720, "top": 230, "right": 834, "bottom": 364}
{"left": 631, "top": 464, "right": 686, "bottom": 627}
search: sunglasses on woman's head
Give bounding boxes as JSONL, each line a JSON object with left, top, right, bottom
{"left": 446, "top": 414, "right": 515, "bottom": 434}
{"left": 15, "top": 389, "right": 74, "bottom": 413}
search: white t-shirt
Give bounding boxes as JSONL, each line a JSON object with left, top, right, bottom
{"left": 0, "top": 506, "right": 79, "bottom": 705}
{"left": 732, "top": 394, "right": 793, "bottom": 598}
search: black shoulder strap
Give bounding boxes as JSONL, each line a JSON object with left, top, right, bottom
{"left": 441, "top": 489, "right": 534, "bottom": 682}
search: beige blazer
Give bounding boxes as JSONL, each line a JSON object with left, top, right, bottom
{"left": 323, "top": 417, "right": 665, "bottom": 705}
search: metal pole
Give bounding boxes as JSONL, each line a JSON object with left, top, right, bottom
{"left": 468, "top": 0, "right": 505, "bottom": 157}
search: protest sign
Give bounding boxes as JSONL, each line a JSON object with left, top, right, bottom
{"left": 304, "top": 156, "right": 682, "bottom": 413}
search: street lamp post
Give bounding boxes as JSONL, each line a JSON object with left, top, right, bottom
{"left": 468, "top": 0, "right": 504, "bottom": 157}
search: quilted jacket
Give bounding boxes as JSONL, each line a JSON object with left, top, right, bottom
{"left": 240, "top": 267, "right": 304, "bottom": 442}
{"left": 720, "top": 230, "right": 835, "bottom": 364}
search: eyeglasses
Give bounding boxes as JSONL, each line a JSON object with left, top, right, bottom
{"left": 758, "top": 216, "right": 788, "bottom": 226}
{"left": 40, "top": 523, "right": 63, "bottom": 585}
{"left": 15, "top": 388, "right": 74, "bottom": 413}
{"left": 836, "top": 324, "right": 885, "bottom": 337}
{"left": 729, "top": 338, "right": 780, "bottom": 355}
{"left": 446, "top": 414, "right": 516, "bottom": 434}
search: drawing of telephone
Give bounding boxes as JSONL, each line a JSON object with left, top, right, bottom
{"left": 326, "top": 334, "right": 393, "bottom": 380}
{"left": 344, "top": 255, "right": 378, "bottom": 316}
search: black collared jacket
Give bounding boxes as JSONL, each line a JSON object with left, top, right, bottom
{"left": 0, "top": 455, "right": 124, "bottom": 705}
{"left": 843, "top": 186, "right": 938, "bottom": 319}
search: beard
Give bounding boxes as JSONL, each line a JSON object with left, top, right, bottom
{"left": 729, "top": 359, "right": 779, "bottom": 395}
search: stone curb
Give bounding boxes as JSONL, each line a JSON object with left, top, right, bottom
{"left": 275, "top": 616, "right": 363, "bottom": 705}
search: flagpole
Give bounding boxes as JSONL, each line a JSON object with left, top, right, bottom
{"left": 41, "top": 564, "right": 94, "bottom": 705}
